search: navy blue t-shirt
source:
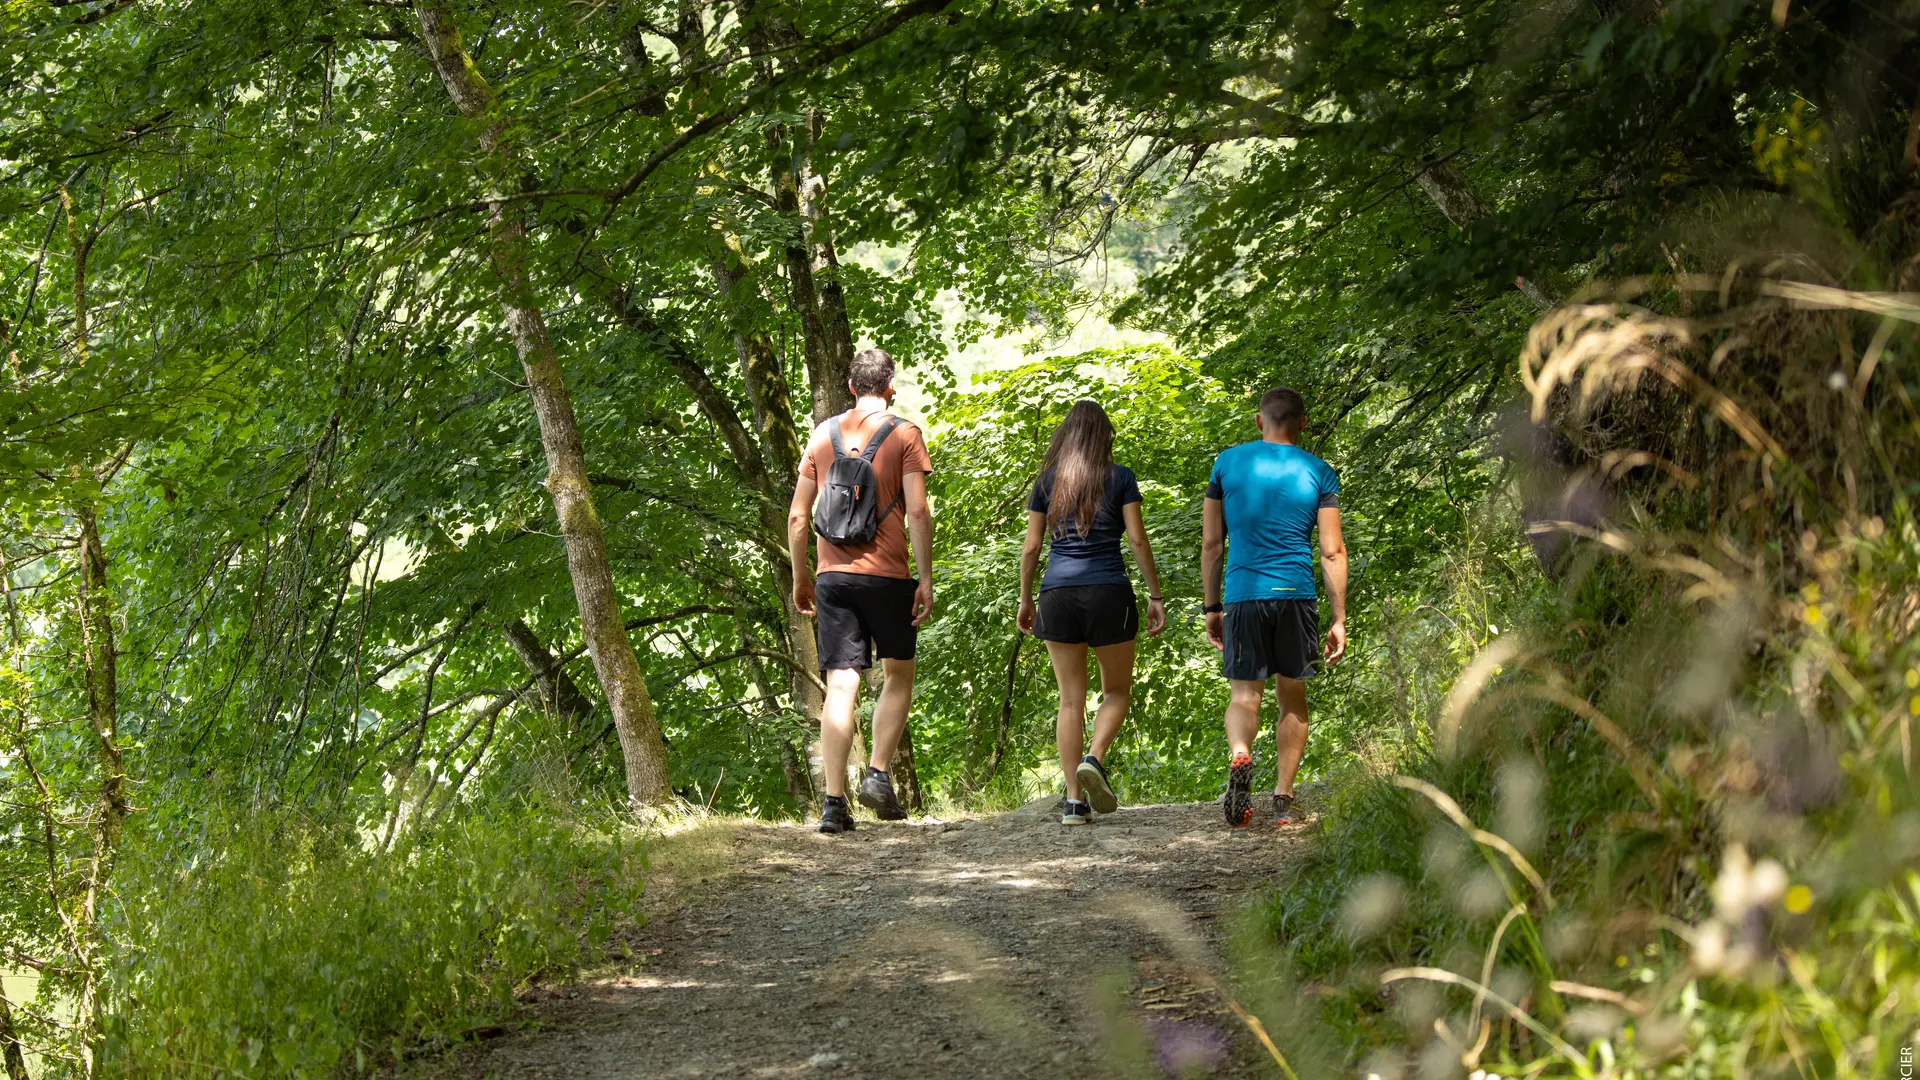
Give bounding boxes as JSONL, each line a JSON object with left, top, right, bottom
{"left": 1028, "top": 464, "right": 1143, "bottom": 592}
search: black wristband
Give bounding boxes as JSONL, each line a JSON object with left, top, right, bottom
{"left": 1202, "top": 602, "right": 1225, "bottom": 614}
{"left": 1148, "top": 595, "right": 1164, "bottom": 602}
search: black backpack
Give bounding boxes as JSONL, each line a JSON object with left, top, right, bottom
{"left": 812, "top": 414, "right": 907, "bottom": 546}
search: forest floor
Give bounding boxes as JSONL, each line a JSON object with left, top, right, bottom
{"left": 400, "top": 795, "right": 1316, "bottom": 1079}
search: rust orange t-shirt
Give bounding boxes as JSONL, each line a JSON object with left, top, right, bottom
{"left": 800, "top": 408, "right": 932, "bottom": 580}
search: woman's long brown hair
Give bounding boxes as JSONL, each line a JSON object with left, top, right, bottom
{"left": 1038, "top": 399, "right": 1116, "bottom": 539}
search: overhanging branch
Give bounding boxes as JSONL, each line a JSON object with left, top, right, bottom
{"left": 587, "top": 0, "right": 958, "bottom": 241}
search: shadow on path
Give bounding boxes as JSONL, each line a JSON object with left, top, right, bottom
{"left": 407, "top": 799, "right": 1314, "bottom": 1079}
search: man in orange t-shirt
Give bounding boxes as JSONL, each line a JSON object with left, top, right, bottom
{"left": 787, "top": 348, "right": 934, "bottom": 834}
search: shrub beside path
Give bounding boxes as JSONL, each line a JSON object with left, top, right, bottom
{"left": 405, "top": 799, "right": 1315, "bottom": 1079}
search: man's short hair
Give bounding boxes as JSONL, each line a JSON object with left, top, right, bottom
{"left": 1260, "top": 386, "right": 1306, "bottom": 431}
{"left": 849, "top": 348, "right": 895, "bottom": 397}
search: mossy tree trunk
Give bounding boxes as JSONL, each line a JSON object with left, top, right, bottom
{"left": 416, "top": 0, "right": 674, "bottom": 808}
{"left": 501, "top": 617, "right": 595, "bottom": 734}
{"left": 802, "top": 108, "right": 858, "bottom": 381}
{"left": 0, "top": 992, "right": 27, "bottom": 1080}
{"left": 704, "top": 253, "right": 825, "bottom": 723}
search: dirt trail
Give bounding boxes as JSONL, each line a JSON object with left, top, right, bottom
{"left": 411, "top": 798, "right": 1315, "bottom": 1079}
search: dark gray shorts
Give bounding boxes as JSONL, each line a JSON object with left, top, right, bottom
{"left": 1222, "top": 599, "right": 1320, "bottom": 682}
{"left": 1035, "top": 584, "right": 1138, "bottom": 647}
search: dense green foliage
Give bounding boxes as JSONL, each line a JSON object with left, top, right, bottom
{"left": 2, "top": 0, "right": 1918, "bottom": 1075}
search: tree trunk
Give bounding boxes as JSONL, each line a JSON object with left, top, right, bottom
{"left": 850, "top": 721, "right": 868, "bottom": 796}
{"left": 891, "top": 721, "right": 925, "bottom": 812}
{"left": 779, "top": 738, "right": 814, "bottom": 812}
{"left": 72, "top": 505, "right": 124, "bottom": 1076}
{"left": 584, "top": 262, "right": 822, "bottom": 707}
{"left": 735, "top": 323, "right": 802, "bottom": 483}
{"left": 0, "top": 992, "right": 28, "bottom": 1080}
{"left": 705, "top": 253, "right": 823, "bottom": 719}
{"left": 736, "top": 321, "right": 822, "bottom": 693}
{"left": 501, "top": 617, "right": 594, "bottom": 731}
{"left": 702, "top": 251, "right": 802, "bottom": 480}
{"left": 782, "top": 593, "right": 823, "bottom": 719}
{"left": 773, "top": 152, "right": 849, "bottom": 424}
{"left": 61, "top": 181, "right": 120, "bottom": 1077}
{"left": 579, "top": 257, "right": 808, "bottom": 705}
{"left": 741, "top": 14, "right": 851, "bottom": 426}
{"left": 74, "top": 508, "right": 126, "bottom": 862}
{"left": 802, "top": 109, "right": 857, "bottom": 376}
{"left": 1412, "top": 159, "right": 1490, "bottom": 229}
{"left": 1904, "top": 86, "right": 1920, "bottom": 176}
{"left": 416, "top": 0, "right": 674, "bottom": 807}
{"left": 736, "top": 632, "right": 814, "bottom": 814}
{"left": 1412, "top": 158, "right": 1555, "bottom": 311}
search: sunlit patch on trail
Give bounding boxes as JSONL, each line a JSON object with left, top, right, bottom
{"left": 397, "top": 801, "right": 1313, "bottom": 1078}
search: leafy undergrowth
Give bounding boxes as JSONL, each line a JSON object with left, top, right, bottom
{"left": 99, "top": 794, "right": 644, "bottom": 1079}
{"left": 1248, "top": 277, "right": 1920, "bottom": 1078}
{"left": 1263, "top": 571, "right": 1920, "bottom": 1078}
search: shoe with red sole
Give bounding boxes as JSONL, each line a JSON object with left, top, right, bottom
{"left": 1221, "top": 752, "right": 1254, "bottom": 827}
{"left": 1273, "top": 792, "right": 1305, "bottom": 827}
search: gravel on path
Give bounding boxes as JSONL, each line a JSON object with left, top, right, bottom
{"left": 406, "top": 798, "right": 1315, "bottom": 1079}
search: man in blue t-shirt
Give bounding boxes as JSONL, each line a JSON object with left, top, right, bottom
{"left": 1201, "top": 387, "right": 1348, "bottom": 828}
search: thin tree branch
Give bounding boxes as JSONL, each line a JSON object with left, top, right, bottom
{"left": 588, "top": 0, "right": 958, "bottom": 240}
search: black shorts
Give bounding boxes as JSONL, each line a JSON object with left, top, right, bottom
{"left": 815, "top": 572, "right": 918, "bottom": 671}
{"left": 1222, "top": 599, "right": 1320, "bottom": 682}
{"left": 1034, "top": 584, "right": 1139, "bottom": 647}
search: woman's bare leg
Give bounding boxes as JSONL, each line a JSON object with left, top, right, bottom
{"left": 1088, "top": 638, "right": 1136, "bottom": 762}
{"left": 1045, "top": 640, "right": 1091, "bottom": 800}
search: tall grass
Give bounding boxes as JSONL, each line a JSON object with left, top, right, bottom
{"left": 96, "top": 794, "right": 642, "bottom": 1078}
{"left": 1255, "top": 269, "right": 1920, "bottom": 1077}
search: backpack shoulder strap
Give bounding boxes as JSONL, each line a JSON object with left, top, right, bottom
{"left": 866, "top": 417, "right": 911, "bottom": 522}
{"left": 827, "top": 417, "right": 848, "bottom": 459}
{"left": 860, "top": 415, "right": 906, "bottom": 463}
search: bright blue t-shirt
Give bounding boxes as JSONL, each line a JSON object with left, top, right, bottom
{"left": 1028, "top": 464, "right": 1143, "bottom": 591}
{"left": 1205, "top": 442, "right": 1339, "bottom": 604}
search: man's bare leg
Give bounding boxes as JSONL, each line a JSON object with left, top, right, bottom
{"left": 818, "top": 667, "right": 864, "bottom": 798}
{"left": 1221, "top": 678, "right": 1265, "bottom": 826}
{"left": 867, "top": 657, "right": 915, "bottom": 772}
{"left": 1225, "top": 679, "right": 1266, "bottom": 758}
{"left": 1273, "top": 673, "right": 1309, "bottom": 797}
{"left": 1045, "top": 641, "right": 1091, "bottom": 799}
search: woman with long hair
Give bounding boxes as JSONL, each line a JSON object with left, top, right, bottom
{"left": 1018, "top": 399, "right": 1167, "bottom": 825}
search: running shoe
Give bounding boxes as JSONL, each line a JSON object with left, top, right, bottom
{"left": 1062, "top": 799, "right": 1091, "bottom": 826}
{"left": 1076, "top": 754, "right": 1118, "bottom": 814}
{"left": 1273, "top": 792, "right": 1304, "bottom": 827}
{"left": 856, "top": 767, "right": 909, "bottom": 821}
{"left": 819, "top": 796, "right": 856, "bottom": 834}
{"left": 1221, "top": 752, "right": 1255, "bottom": 828}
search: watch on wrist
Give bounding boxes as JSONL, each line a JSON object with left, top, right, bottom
{"left": 1202, "top": 602, "right": 1225, "bottom": 614}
